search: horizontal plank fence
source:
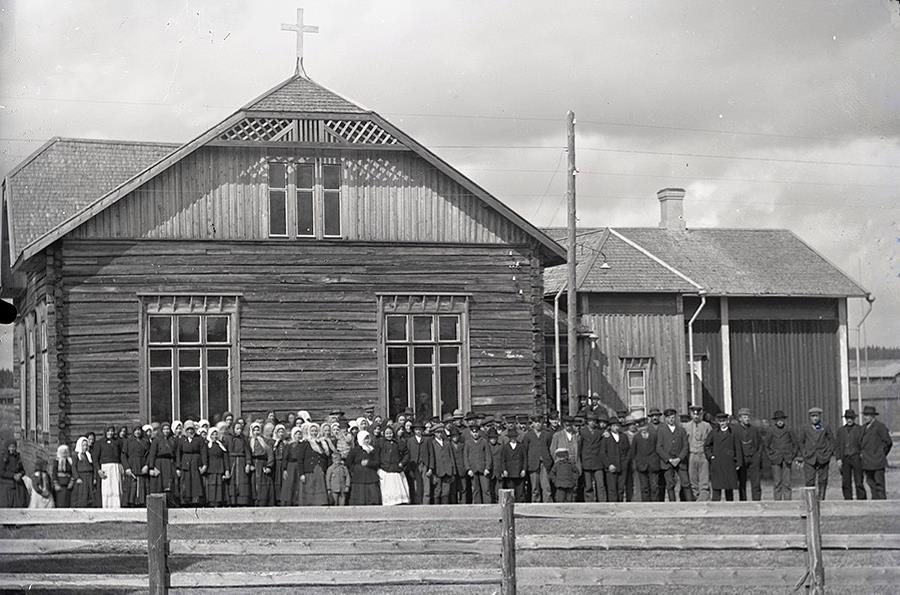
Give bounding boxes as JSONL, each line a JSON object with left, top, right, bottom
{"left": 0, "top": 487, "right": 897, "bottom": 592}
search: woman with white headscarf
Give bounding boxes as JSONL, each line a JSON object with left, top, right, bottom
{"left": 347, "top": 430, "right": 381, "bottom": 506}
{"left": 271, "top": 424, "right": 287, "bottom": 505}
{"left": 249, "top": 421, "right": 275, "bottom": 506}
{"left": 378, "top": 425, "right": 410, "bottom": 506}
{"left": 202, "top": 424, "right": 230, "bottom": 507}
{"left": 280, "top": 426, "right": 305, "bottom": 506}
{"left": 51, "top": 444, "right": 75, "bottom": 508}
{"left": 300, "top": 423, "right": 328, "bottom": 506}
{"left": 72, "top": 437, "right": 97, "bottom": 507}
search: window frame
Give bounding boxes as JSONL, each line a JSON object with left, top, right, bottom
{"left": 140, "top": 295, "right": 241, "bottom": 423}
{"left": 25, "top": 313, "right": 36, "bottom": 439}
{"left": 266, "top": 156, "right": 344, "bottom": 240}
{"left": 267, "top": 161, "right": 289, "bottom": 238}
{"left": 621, "top": 356, "right": 652, "bottom": 413}
{"left": 16, "top": 322, "right": 26, "bottom": 432}
{"left": 378, "top": 295, "right": 471, "bottom": 419}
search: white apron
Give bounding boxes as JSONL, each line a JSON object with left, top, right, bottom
{"left": 101, "top": 463, "right": 124, "bottom": 508}
{"left": 378, "top": 470, "right": 410, "bottom": 506}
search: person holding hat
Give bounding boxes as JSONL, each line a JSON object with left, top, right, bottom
{"left": 705, "top": 413, "right": 742, "bottom": 501}
{"left": 859, "top": 406, "right": 892, "bottom": 500}
{"left": 176, "top": 420, "right": 205, "bottom": 507}
{"left": 524, "top": 415, "right": 555, "bottom": 502}
{"left": 580, "top": 413, "right": 607, "bottom": 502}
{"left": 655, "top": 408, "right": 693, "bottom": 502}
{"left": 798, "top": 407, "right": 835, "bottom": 500}
{"left": 685, "top": 406, "right": 712, "bottom": 502}
{"left": 765, "top": 411, "right": 799, "bottom": 501}
{"left": 499, "top": 428, "right": 527, "bottom": 502}
{"left": 835, "top": 409, "right": 865, "bottom": 500}
{"left": 734, "top": 408, "right": 763, "bottom": 502}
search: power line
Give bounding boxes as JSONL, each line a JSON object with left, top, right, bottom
{"left": 530, "top": 150, "right": 566, "bottom": 220}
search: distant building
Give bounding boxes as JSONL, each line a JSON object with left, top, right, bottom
{"left": 544, "top": 188, "right": 869, "bottom": 426}
{"left": 1, "top": 74, "right": 565, "bottom": 464}
{"left": 849, "top": 360, "right": 900, "bottom": 384}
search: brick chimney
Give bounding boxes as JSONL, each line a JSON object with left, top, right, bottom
{"left": 658, "top": 188, "right": 686, "bottom": 231}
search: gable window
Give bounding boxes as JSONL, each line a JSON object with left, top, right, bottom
{"left": 142, "top": 295, "right": 240, "bottom": 423}
{"left": 267, "top": 158, "right": 342, "bottom": 239}
{"left": 380, "top": 295, "right": 470, "bottom": 421}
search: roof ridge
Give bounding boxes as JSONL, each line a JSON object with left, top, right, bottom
{"left": 4, "top": 136, "right": 61, "bottom": 180}
{"left": 53, "top": 137, "right": 181, "bottom": 147}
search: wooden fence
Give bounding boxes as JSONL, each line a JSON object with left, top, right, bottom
{"left": 0, "top": 487, "right": 898, "bottom": 593}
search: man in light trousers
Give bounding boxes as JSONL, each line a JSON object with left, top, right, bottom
{"left": 685, "top": 405, "right": 711, "bottom": 501}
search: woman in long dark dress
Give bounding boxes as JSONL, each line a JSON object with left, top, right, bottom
{"left": 202, "top": 425, "right": 230, "bottom": 507}
{"left": 271, "top": 424, "right": 287, "bottom": 505}
{"left": 300, "top": 423, "right": 328, "bottom": 506}
{"left": 347, "top": 430, "right": 382, "bottom": 506}
{"left": 121, "top": 426, "right": 150, "bottom": 508}
{"left": 705, "top": 413, "right": 744, "bottom": 502}
{"left": 280, "top": 427, "right": 304, "bottom": 506}
{"left": 148, "top": 422, "right": 178, "bottom": 502}
{"left": 176, "top": 421, "right": 205, "bottom": 507}
{"left": 227, "top": 420, "right": 253, "bottom": 506}
{"left": 71, "top": 437, "right": 97, "bottom": 508}
{"left": 249, "top": 421, "right": 275, "bottom": 506}
{"left": 51, "top": 444, "right": 75, "bottom": 508}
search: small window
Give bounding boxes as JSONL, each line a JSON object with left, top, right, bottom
{"left": 268, "top": 161, "right": 288, "bottom": 237}
{"left": 297, "top": 163, "right": 315, "bottom": 237}
{"left": 626, "top": 369, "right": 647, "bottom": 412}
{"left": 322, "top": 164, "right": 341, "bottom": 237}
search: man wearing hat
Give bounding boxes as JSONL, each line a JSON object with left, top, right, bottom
{"left": 580, "top": 412, "right": 606, "bottom": 502}
{"left": 835, "top": 409, "right": 865, "bottom": 500}
{"left": 646, "top": 408, "right": 666, "bottom": 501}
{"left": 406, "top": 420, "right": 432, "bottom": 504}
{"left": 765, "top": 410, "right": 799, "bottom": 501}
{"left": 734, "top": 408, "right": 763, "bottom": 501}
{"left": 655, "top": 408, "right": 693, "bottom": 502}
{"left": 550, "top": 416, "right": 581, "bottom": 478}
{"left": 859, "top": 405, "right": 892, "bottom": 500}
{"left": 798, "top": 406, "right": 835, "bottom": 500}
{"left": 499, "top": 427, "right": 527, "bottom": 502}
{"left": 523, "top": 415, "right": 554, "bottom": 502}
{"left": 429, "top": 422, "right": 455, "bottom": 505}
{"left": 685, "top": 405, "right": 712, "bottom": 501}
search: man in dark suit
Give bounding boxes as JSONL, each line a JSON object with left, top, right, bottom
{"left": 428, "top": 423, "right": 456, "bottom": 505}
{"left": 797, "top": 406, "right": 834, "bottom": 500}
{"left": 835, "top": 409, "right": 865, "bottom": 500}
{"left": 859, "top": 405, "right": 892, "bottom": 500}
{"left": 406, "top": 421, "right": 432, "bottom": 504}
{"left": 523, "top": 415, "right": 554, "bottom": 502}
{"left": 646, "top": 408, "right": 666, "bottom": 501}
{"left": 631, "top": 419, "right": 660, "bottom": 502}
{"left": 655, "top": 408, "right": 693, "bottom": 501}
{"left": 499, "top": 428, "right": 527, "bottom": 502}
{"left": 601, "top": 417, "right": 632, "bottom": 502}
{"left": 733, "top": 407, "right": 763, "bottom": 501}
{"left": 580, "top": 413, "right": 606, "bottom": 502}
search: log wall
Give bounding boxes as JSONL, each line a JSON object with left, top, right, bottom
{"left": 57, "top": 239, "right": 544, "bottom": 436}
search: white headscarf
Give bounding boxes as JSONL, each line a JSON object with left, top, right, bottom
{"left": 249, "top": 421, "right": 267, "bottom": 452}
{"left": 297, "top": 410, "right": 312, "bottom": 423}
{"left": 302, "top": 422, "right": 324, "bottom": 455}
{"left": 207, "top": 427, "right": 226, "bottom": 451}
{"left": 290, "top": 426, "right": 303, "bottom": 443}
{"left": 56, "top": 444, "right": 72, "bottom": 470}
{"left": 75, "top": 437, "right": 92, "bottom": 463}
{"left": 357, "top": 430, "right": 374, "bottom": 453}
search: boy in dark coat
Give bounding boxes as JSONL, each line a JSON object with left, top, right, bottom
{"left": 499, "top": 428, "right": 527, "bottom": 502}
{"left": 835, "top": 409, "right": 865, "bottom": 500}
{"left": 630, "top": 421, "right": 660, "bottom": 502}
{"left": 549, "top": 449, "right": 578, "bottom": 502}
{"left": 705, "top": 413, "right": 743, "bottom": 501}
{"left": 859, "top": 406, "right": 892, "bottom": 500}
{"left": 765, "top": 411, "right": 798, "bottom": 501}
{"left": 798, "top": 406, "right": 834, "bottom": 500}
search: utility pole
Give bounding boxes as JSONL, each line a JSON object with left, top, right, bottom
{"left": 566, "top": 111, "right": 578, "bottom": 416}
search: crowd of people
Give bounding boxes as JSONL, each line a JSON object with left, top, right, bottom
{"left": 0, "top": 400, "right": 893, "bottom": 509}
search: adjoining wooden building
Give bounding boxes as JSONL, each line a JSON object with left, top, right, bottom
{"left": 1, "top": 74, "right": 565, "bottom": 463}
{"left": 544, "top": 188, "right": 868, "bottom": 427}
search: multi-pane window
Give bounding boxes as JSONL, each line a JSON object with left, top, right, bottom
{"left": 41, "top": 314, "right": 50, "bottom": 433}
{"left": 382, "top": 295, "right": 470, "bottom": 421}
{"left": 144, "top": 296, "right": 239, "bottom": 423}
{"left": 626, "top": 369, "right": 646, "bottom": 412}
{"left": 267, "top": 158, "right": 342, "bottom": 239}
{"left": 26, "top": 313, "right": 36, "bottom": 436}
{"left": 268, "top": 162, "right": 288, "bottom": 237}
{"left": 16, "top": 323, "right": 25, "bottom": 431}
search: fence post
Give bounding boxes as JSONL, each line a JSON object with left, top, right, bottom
{"left": 147, "top": 493, "right": 169, "bottom": 595}
{"left": 802, "top": 487, "right": 824, "bottom": 594}
{"left": 499, "top": 488, "right": 517, "bottom": 595}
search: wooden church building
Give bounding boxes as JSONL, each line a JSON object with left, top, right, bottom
{"left": 1, "top": 74, "right": 565, "bottom": 459}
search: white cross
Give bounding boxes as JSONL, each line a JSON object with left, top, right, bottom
{"left": 281, "top": 8, "right": 319, "bottom": 76}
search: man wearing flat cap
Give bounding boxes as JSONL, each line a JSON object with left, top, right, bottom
{"left": 734, "top": 407, "right": 763, "bottom": 501}
{"left": 685, "top": 405, "right": 712, "bottom": 501}
{"left": 798, "top": 406, "right": 834, "bottom": 500}
{"left": 859, "top": 405, "right": 892, "bottom": 500}
{"left": 765, "top": 410, "right": 799, "bottom": 501}
{"left": 523, "top": 415, "right": 554, "bottom": 502}
{"left": 646, "top": 408, "right": 666, "bottom": 501}
{"left": 655, "top": 408, "right": 693, "bottom": 502}
{"left": 835, "top": 409, "right": 865, "bottom": 500}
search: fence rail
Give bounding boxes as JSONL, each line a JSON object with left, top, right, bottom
{"left": 1, "top": 489, "right": 898, "bottom": 593}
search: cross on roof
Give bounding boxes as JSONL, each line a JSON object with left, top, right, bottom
{"left": 281, "top": 8, "right": 319, "bottom": 76}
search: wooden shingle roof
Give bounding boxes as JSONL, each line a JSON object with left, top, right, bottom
{"left": 244, "top": 76, "right": 366, "bottom": 114}
{"left": 4, "top": 138, "right": 177, "bottom": 258}
{"left": 543, "top": 226, "right": 867, "bottom": 298}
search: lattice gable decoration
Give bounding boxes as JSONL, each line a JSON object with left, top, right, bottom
{"left": 218, "top": 116, "right": 403, "bottom": 146}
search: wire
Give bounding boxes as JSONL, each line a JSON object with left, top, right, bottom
{"left": 530, "top": 150, "right": 566, "bottom": 220}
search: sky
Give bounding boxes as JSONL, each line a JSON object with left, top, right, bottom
{"left": 0, "top": 0, "right": 898, "bottom": 367}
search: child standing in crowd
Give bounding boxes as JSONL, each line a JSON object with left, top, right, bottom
{"left": 326, "top": 451, "right": 350, "bottom": 506}
{"left": 549, "top": 449, "right": 577, "bottom": 503}
{"left": 51, "top": 444, "right": 75, "bottom": 508}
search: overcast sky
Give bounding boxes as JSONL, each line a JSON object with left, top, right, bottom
{"left": 1, "top": 0, "right": 898, "bottom": 367}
